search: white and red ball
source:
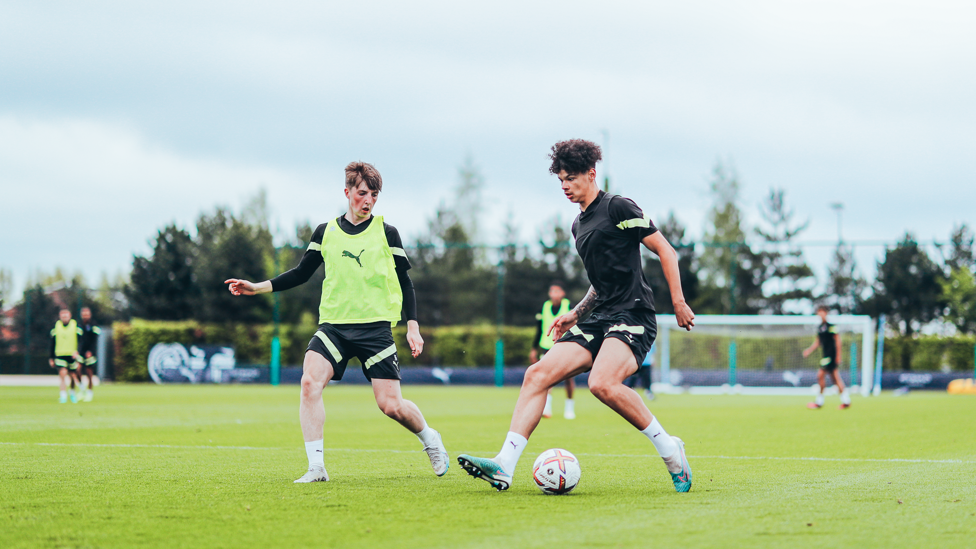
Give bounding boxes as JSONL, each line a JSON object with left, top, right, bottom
{"left": 532, "top": 448, "right": 581, "bottom": 495}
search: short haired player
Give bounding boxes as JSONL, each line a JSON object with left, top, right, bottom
{"left": 457, "top": 139, "right": 696, "bottom": 492}
{"left": 49, "top": 308, "right": 83, "bottom": 403}
{"left": 225, "top": 162, "right": 449, "bottom": 483}
{"left": 803, "top": 305, "right": 851, "bottom": 409}
{"left": 530, "top": 281, "right": 576, "bottom": 420}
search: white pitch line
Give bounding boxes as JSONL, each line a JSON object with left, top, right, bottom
{"left": 1, "top": 442, "right": 973, "bottom": 464}
{"left": 574, "top": 452, "right": 976, "bottom": 465}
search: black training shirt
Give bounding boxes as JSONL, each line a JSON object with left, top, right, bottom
{"left": 817, "top": 321, "right": 838, "bottom": 359}
{"left": 572, "top": 191, "right": 658, "bottom": 315}
{"left": 269, "top": 216, "right": 417, "bottom": 321}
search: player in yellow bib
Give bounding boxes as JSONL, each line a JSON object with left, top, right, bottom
{"left": 530, "top": 282, "right": 576, "bottom": 419}
{"left": 49, "top": 308, "right": 83, "bottom": 403}
{"left": 224, "top": 162, "right": 449, "bottom": 483}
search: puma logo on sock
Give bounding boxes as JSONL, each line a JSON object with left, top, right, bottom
{"left": 509, "top": 441, "right": 518, "bottom": 449}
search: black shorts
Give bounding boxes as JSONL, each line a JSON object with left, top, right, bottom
{"left": 53, "top": 356, "right": 79, "bottom": 370}
{"left": 556, "top": 308, "right": 657, "bottom": 371}
{"left": 306, "top": 322, "right": 401, "bottom": 382}
{"left": 819, "top": 357, "right": 838, "bottom": 371}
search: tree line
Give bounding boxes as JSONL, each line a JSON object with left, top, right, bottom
{"left": 4, "top": 160, "right": 975, "bottom": 368}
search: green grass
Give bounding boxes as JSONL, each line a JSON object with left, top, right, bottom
{"left": 1, "top": 385, "right": 975, "bottom": 548}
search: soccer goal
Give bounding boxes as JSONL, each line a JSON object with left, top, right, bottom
{"left": 652, "top": 314, "right": 878, "bottom": 396}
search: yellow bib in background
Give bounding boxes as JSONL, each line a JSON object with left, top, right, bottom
{"left": 538, "top": 298, "right": 571, "bottom": 350}
{"left": 52, "top": 319, "right": 80, "bottom": 356}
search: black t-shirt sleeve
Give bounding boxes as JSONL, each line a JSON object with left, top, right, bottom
{"left": 270, "top": 223, "right": 326, "bottom": 292}
{"left": 609, "top": 196, "right": 658, "bottom": 240}
{"left": 384, "top": 223, "right": 411, "bottom": 272}
{"left": 384, "top": 223, "right": 417, "bottom": 321}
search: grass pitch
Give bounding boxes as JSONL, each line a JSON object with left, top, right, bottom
{"left": 1, "top": 384, "right": 975, "bottom": 548}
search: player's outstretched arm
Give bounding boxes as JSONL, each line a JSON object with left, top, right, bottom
{"left": 550, "top": 286, "right": 597, "bottom": 341}
{"left": 642, "top": 232, "right": 695, "bottom": 331}
{"left": 802, "top": 338, "right": 819, "bottom": 358}
{"left": 224, "top": 279, "right": 272, "bottom": 296}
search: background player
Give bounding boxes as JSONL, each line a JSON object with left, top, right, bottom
{"left": 78, "top": 307, "right": 100, "bottom": 402}
{"left": 803, "top": 305, "right": 851, "bottom": 409}
{"left": 530, "top": 281, "right": 576, "bottom": 419}
{"left": 49, "top": 308, "right": 83, "bottom": 403}
{"left": 457, "top": 139, "right": 696, "bottom": 493}
{"left": 224, "top": 161, "right": 449, "bottom": 483}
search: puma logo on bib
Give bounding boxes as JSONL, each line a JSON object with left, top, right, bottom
{"left": 343, "top": 249, "right": 365, "bottom": 267}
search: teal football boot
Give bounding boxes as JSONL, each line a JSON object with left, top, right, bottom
{"left": 457, "top": 454, "right": 512, "bottom": 491}
{"left": 669, "top": 437, "right": 692, "bottom": 493}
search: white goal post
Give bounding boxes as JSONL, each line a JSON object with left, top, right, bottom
{"left": 653, "top": 314, "right": 877, "bottom": 396}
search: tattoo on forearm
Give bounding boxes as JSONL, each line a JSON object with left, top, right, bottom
{"left": 572, "top": 286, "right": 598, "bottom": 319}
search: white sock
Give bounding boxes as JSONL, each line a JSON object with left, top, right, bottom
{"left": 305, "top": 439, "right": 325, "bottom": 469}
{"left": 840, "top": 389, "right": 851, "bottom": 405}
{"left": 416, "top": 425, "right": 440, "bottom": 448}
{"left": 564, "top": 399, "right": 575, "bottom": 414}
{"left": 494, "top": 431, "right": 527, "bottom": 475}
{"left": 543, "top": 394, "right": 552, "bottom": 415}
{"left": 641, "top": 417, "right": 678, "bottom": 458}
{"left": 815, "top": 394, "right": 825, "bottom": 406}
{"left": 60, "top": 390, "right": 66, "bottom": 399}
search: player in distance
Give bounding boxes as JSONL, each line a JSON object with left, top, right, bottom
{"left": 803, "top": 305, "right": 851, "bottom": 409}
{"left": 50, "top": 308, "right": 83, "bottom": 403}
{"left": 531, "top": 281, "right": 576, "bottom": 420}
{"left": 457, "top": 139, "right": 696, "bottom": 492}
{"left": 224, "top": 162, "right": 449, "bottom": 483}
{"left": 78, "top": 307, "right": 100, "bottom": 402}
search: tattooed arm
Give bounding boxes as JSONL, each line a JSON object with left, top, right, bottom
{"left": 572, "top": 286, "right": 598, "bottom": 320}
{"left": 549, "top": 286, "right": 597, "bottom": 341}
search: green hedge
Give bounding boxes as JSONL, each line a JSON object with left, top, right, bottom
{"left": 882, "top": 335, "right": 976, "bottom": 372}
{"left": 113, "top": 319, "right": 536, "bottom": 381}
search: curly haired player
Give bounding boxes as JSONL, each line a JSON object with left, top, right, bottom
{"left": 457, "top": 139, "right": 696, "bottom": 492}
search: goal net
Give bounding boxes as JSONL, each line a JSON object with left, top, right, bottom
{"left": 653, "top": 314, "right": 877, "bottom": 396}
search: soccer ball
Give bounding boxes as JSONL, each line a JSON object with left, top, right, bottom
{"left": 532, "top": 448, "right": 581, "bottom": 495}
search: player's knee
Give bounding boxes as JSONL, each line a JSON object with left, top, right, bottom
{"left": 588, "top": 377, "right": 613, "bottom": 401}
{"left": 377, "top": 398, "right": 402, "bottom": 420}
{"left": 300, "top": 374, "right": 323, "bottom": 399}
{"left": 523, "top": 364, "right": 550, "bottom": 392}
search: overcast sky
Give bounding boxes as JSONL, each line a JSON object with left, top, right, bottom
{"left": 1, "top": 1, "right": 974, "bottom": 299}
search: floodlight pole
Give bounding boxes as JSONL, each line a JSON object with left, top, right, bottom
{"left": 830, "top": 202, "right": 844, "bottom": 243}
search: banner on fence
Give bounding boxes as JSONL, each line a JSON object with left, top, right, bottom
{"left": 147, "top": 343, "right": 261, "bottom": 384}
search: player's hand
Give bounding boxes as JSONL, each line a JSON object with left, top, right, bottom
{"left": 86, "top": 352, "right": 93, "bottom": 358}
{"left": 548, "top": 312, "right": 578, "bottom": 342}
{"left": 674, "top": 300, "right": 695, "bottom": 331}
{"left": 406, "top": 321, "right": 424, "bottom": 358}
{"left": 529, "top": 348, "right": 538, "bottom": 364}
{"left": 802, "top": 348, "right": 811, "bottom": 358}
{"left": 225, "top": 278, "right": 257, "bottom": 296}
{"left": 48, "top": 359, "right": 54, "bottom": 368}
